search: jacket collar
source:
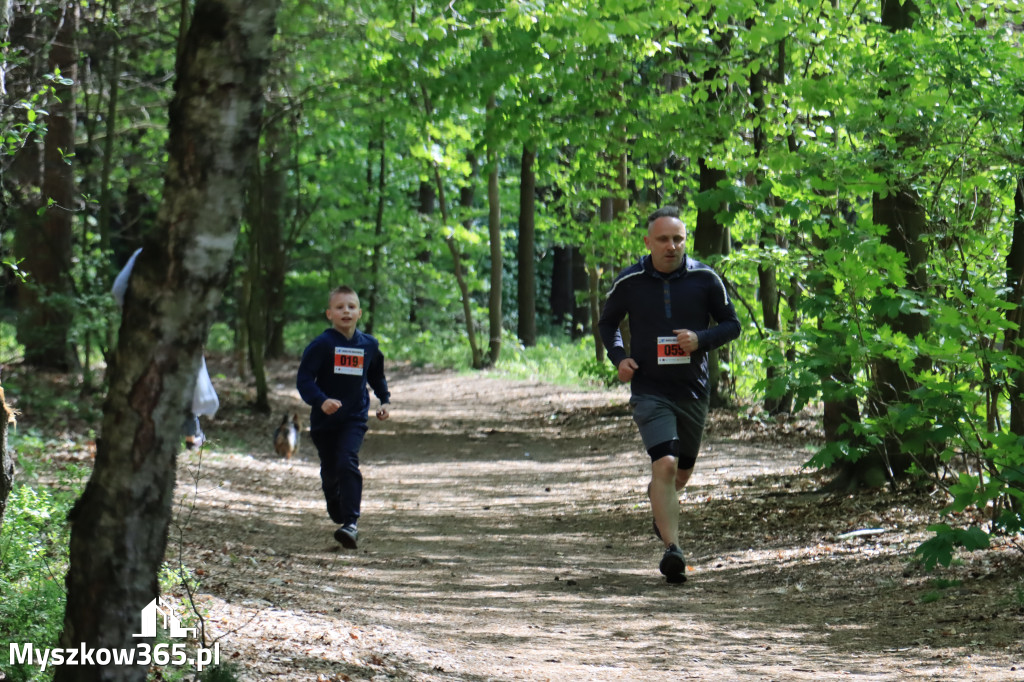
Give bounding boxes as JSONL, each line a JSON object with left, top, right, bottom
{"left": 642, "top": 253, "right": 690, "bottom": 279}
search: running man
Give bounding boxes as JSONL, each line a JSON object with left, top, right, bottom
{"left": 598, "top": 205, "right": 741, "bottom": 582}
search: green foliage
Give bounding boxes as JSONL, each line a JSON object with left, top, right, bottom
{"left": 0, "top": 321, "right": 24, "bottom": 364}
{"left": 492, "top": 334, "right": 614, "bottom": 387}
{"left": 915, "top": 524, "right": 991, "bottom": 571}
{"left": 0, "top": 467, "right": 86, "bottom": 682}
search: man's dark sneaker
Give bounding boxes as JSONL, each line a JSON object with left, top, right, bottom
{"left": 659, "top": 543, "right": 686, "bottom": 581}
{"left": 334, "top": 524, "right": 358, "bottom": 549}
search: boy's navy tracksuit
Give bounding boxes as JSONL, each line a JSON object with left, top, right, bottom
{"left": 297, "top": 328, "right": 390, "bottom": 527}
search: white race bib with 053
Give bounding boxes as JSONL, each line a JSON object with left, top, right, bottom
{"left": 657, "top": 336, "right": 690, "bottom": 365}
{"left": 334, "top": 347, "right": 365, "bottom": 375}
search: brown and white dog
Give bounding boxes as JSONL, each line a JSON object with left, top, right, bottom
{"left": 273, "top": 413, "right": 301, "bottom": 460}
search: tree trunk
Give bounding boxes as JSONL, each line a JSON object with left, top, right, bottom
{"left": 590, "top": 198, "right": 616, "bottom": 363}
{"left": 828, "top": 0, "right": 926, "bottom": 491}
{"left": 263, "top": 119, "right": 289, "bottom": 359}
{"left": 693, "top": 158, "right": 731, "bottom": 407}
{"left": 750, "top": 47, "right": 784, "bottom": 414}
{"left": 429, "top": 162, "right": 484, "bottom": 369}
{"left": 1010, "top": 190, "right": 1024, "bottom": 426}
{"left": 366, "top": 131, "right": 387, "bottom": 334}
{"left": 550, "top": 245, "right": 573, "bottom": 332}
{"left": 487, "top": 139, "right": 503, "bottom": 364}
{"left": 54, "top": 3, "right": 279, "bottom": 680}
{"left": 410, "top": 180, "right": 436, "bottom": 326}
{"left": 571, "top": 246, "right": 589, "bottom": 340}
{"left": 0, "top": 387, "right": 13, "bottom": 534}
{"left": 16, "top": 0, "right": 77, "bottom": 371}
{"left": 417, "top": 78, "right": 483, "bottom": 369}
{"left": 518, "top": 144, "right": 537, "bottom": 347}
{"left": 1006, "top": 123, "right": 1024, "bottom": 434}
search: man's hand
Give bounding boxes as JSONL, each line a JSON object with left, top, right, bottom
{"left": 376, "top": 403, "right": 390, "bottom": 421}
{"left": 673, "top": 328, "right": 699, "bottom": 354}
{"left": 321, "top": 398, "right": 342, "bottom": 415}
{"left": 617, "top": 358, "right": 639, "bottom": 383}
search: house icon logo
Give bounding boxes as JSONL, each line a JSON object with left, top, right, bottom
{"left": 132, "top": 597, "right": 196, "bottom": 639}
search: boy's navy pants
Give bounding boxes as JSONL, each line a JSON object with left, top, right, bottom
{"left": 310, "top": 421, "right": 368, "bottom": 526}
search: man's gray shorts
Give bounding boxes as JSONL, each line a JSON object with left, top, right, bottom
{"left": 630, "top": 394, "right": 710, "bottom": 464}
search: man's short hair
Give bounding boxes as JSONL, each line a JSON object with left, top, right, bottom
{"left": 646, "top": 205, "right": 681, "bottom": 229}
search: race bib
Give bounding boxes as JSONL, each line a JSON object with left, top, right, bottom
{"left": 334, "top": 347, "right": 365, "bottom": 375}
{"left": 657, "top": 336, "right": 690, "bottom": 365}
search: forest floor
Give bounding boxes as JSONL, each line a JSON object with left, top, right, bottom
{"left": 51, "top": 358, "right": 1024, "bottom": 680}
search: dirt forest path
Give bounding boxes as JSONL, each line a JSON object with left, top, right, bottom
{"left": 172, "top": 361, "right": 1024, "bottom": 681}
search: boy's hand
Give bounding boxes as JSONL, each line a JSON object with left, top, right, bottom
{"left": 376, "top": 403, "right": 390, "bottom": 421}
{"left": 321, "top": 399, "right": 342, "bottom": 415}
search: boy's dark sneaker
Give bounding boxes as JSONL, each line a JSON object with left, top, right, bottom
{"left": 659, "top": 543, "right": 686, "bottom": 581}
{"left": 334, "top": 524, "right": 358, "bottom": 549}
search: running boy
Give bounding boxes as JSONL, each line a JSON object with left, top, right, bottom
{"left": 297, "top": 285, "right": 391, "bottom": 549}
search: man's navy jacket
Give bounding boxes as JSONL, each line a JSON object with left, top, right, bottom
{"left": 597, "top": 254, "right": 741, "bottom": 401}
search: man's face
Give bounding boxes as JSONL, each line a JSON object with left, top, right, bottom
{"left": 643, "top": 217, "right": 686, "bottom": 274}
{"left": 326, "top": 292, "right": 362, "bottom": 335}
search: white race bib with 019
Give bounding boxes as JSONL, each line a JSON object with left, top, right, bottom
{"left": 334, "top": 347, "right": 365, "bottom": 375}
{"left": 657, "top": 336, "right": 690, "bottom": 365}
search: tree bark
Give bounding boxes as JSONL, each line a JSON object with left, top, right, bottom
{"left": 693, "top": 158, "right": 731, "bottom": 407}
{"left": 571, "top": 246, "right": 589, "bottom": 340}
{"left": 0, "top": 387, "right": 13, "bottom": 534}
{"left": 517, "top": 144, "right": 537, "bottom": 347}
{"left": 487, "top": 138, "right": 503, "bottom": 364}
{"left": 550, "top": 245, "right": 573, "bottom": 332}
{"left": 15, "top": 0, "right": 77, "bottom": 371}
{"left": 1006, "top": 118, "right": 1024, "bottom": 434}
{"left": 833, "top": 0, "right": 927, "bottom": 490}
{"left": 367, "top": 130, "right": 387, "bottom": 334}
{"left": 54, "top": 2, "right": 279, "bottom": 680}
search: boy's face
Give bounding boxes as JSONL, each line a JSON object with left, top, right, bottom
{"left": 326, "top": 292, "right": 362, "bottom": 336}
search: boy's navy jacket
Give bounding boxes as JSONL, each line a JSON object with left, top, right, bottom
{"left": 598, "top": 254, "right": 741, "bottom": 401}
{"left": 297, "top": 328, "right": 390, "bottom": 431}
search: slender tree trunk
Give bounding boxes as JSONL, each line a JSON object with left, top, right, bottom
{"left": 518, "top": 144, "right": 537, "bottom": 347}
{"left": 487, "top": 139, "right": 503, "bottom": 363}
{"left": 550, "top": 245, "right": 573, "bottom": 332}
{"left": 418, "top": 83, "right": 482, "bottom": 367}
{"left": 1008, "top": 168, "right": 1024, "bottom": 434}
{"left": 0, "top": 387, "right": 13, "bottom": 533}
{"left": 97, "top": 0, "right": 121, "bottom": 259}
{"left": 410, "top": 180, "right": 435, "bottom": 326}
{"left": 693, "top": 158, "right": 731, "bottom": 406}
{"left": 55, "top": 4, "right": 279, "bottom": 680}
{"left": 571, "top": 246, "right": 589, "bottom": 340}
{"left": 16, "top": 0, "right": 77, "bottom": 371}
{"left": 367, "top": 129, "right": 387, "bottom": 334}
{"left": 261, "top": 116, "right": 289, "bottom": 359}
{"left": 590, "top": 199, "right": 616, "bottom": 363}
{"left": 430, "top": 163, "right": 484, "bottom": 369}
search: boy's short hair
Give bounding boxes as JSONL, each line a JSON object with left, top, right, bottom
{"left": 328, "top": 285, "right": 359, "bottom": 305}
{"left": 646, "top": 205, "right": 681, "bottom": 229}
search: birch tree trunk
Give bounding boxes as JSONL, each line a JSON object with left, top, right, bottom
{"left": 54, "top": 2, "right": 279, "bottom": 680}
